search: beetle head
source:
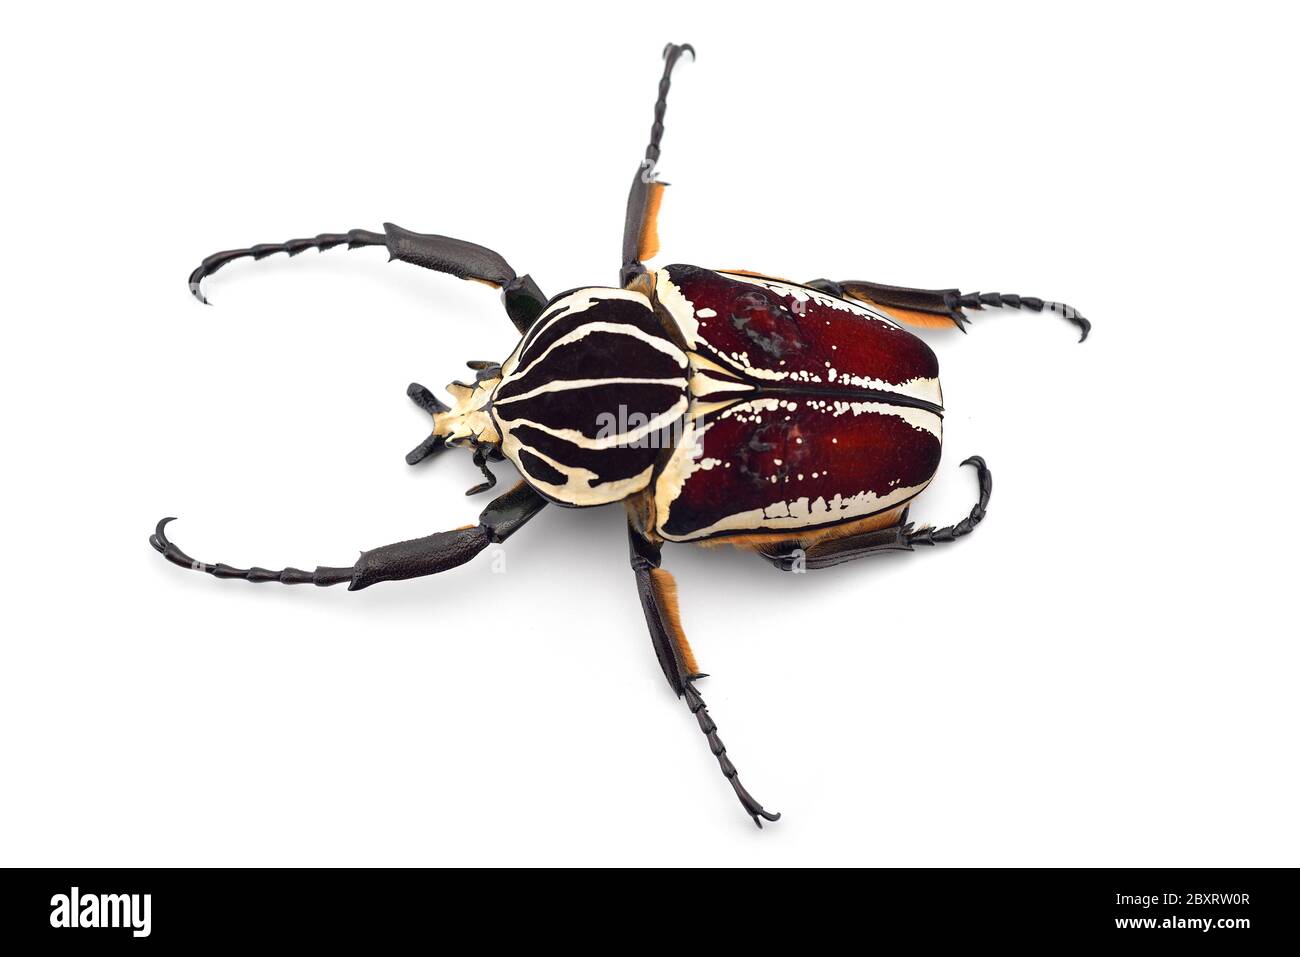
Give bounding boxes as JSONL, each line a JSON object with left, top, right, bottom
{"left": 405, "top": 361, "right": 504, "bottom": 494}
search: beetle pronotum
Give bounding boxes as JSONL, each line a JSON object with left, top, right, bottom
{"left": 155, "top": 43, "right": 1090, "bottom": 827}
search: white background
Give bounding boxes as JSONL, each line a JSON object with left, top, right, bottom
{"left": 2, "top": 1, "right": 1295, "bottom": 867}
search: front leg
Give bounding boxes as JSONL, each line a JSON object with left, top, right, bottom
{"left": 806, "top": 278, "right": 1091, "bottom": 342}
{"left": 628, "top": 523, "right": 780, "bottom": 827}
{"left": 150, "top": 482, "right": 546, "bottom": 590}
{"left": 189, "top": 223, "right": 547, "bottom": 334}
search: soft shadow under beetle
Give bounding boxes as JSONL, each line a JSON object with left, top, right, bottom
{"left": 154, "top": 43, "right": 1090, "bottom": 827}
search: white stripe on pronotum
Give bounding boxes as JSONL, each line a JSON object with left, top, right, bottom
{"left": 494, "top": 376, "right": 688, "bottom": 407}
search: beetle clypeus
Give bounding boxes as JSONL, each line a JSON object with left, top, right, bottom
{"left": 155, "top": 43, "right": 1090, "bottom": 827}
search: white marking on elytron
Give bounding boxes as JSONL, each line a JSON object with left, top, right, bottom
{"left": 814, "top": 398, "right": 942, "bottom": 439}
{"left": 686, "top": 398, "right": 744, "bottom": 422}
{"left": 697, "top": 307, "right": 717, "bottom": 318}
{"left": 501, "top": 287, "right": 656, "bottom": 379}
{"left": 500, "top": 396, "right": 688, "bottom": 450}
{"left": 505, "top": 320, "right": 687, "bottom": 387}
{"left": 494, "top": 376, "right": 688, "bottom": 407}
{"left": 713, "top": 396, "right": 784, "bottom": 424}
{"left": 824, "top": 369, "right": 940, "bottom": 406}
{"left": 689, "top": 351, "right": 745, "bottom": 379}
{"left": 654, "top": 271, "right": 700, "bottom": 346}
{"left": 659, "top": 481, "right": 934, "bottom": 543}
{"left": 682, "top": 353, "right": 758, "bottom": 412}
{"left": 653, "top": 419, "right": 710, "bottom": 532}
{"left": 707, "top": 342, "right": 942, "bottom": 402}
{"left": 689, "top": 372, "right": 753, "bottom": 398}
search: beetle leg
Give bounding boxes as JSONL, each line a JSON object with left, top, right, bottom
{"left": 758, "top": 457, "right": 993, "bottom": 570}
{"left": 628, "top": 522, "right": 781, "bottom": 828}
{"left": 620, "top": 42, "right": 695, "bottom": 288}
{"left": 805, "top": 278, "right": 1090, "bottom": 343}
{"left": 907, "top": 455, "right": 993, "bottom": 547}
{"left": 149, "top": 482, "right": 546, "bottom": 590}
{"left": 189, "top": 223, "right": 547, "bottom": 334}
{"left": 759, "top": 522, "right": 913, "bottom": 572}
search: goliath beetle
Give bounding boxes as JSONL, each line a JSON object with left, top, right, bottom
{"left": 153, "top": 43, "right": 1090, "bottom": 827}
